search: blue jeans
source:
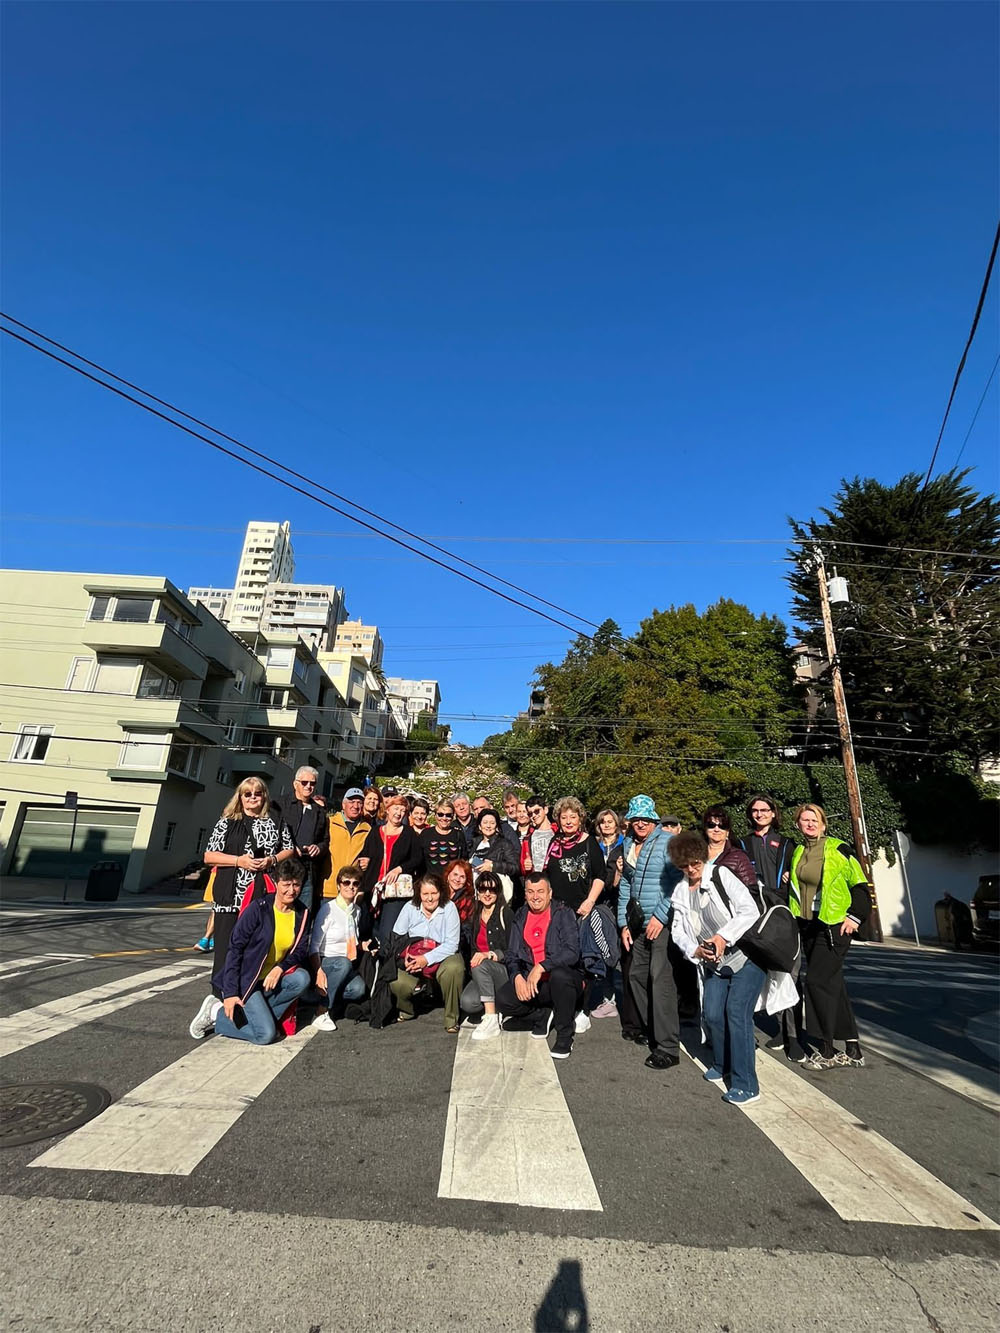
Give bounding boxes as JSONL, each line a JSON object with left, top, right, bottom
{"left": 320, "top": 956, "right": 365, "bottom": 1011}
{"left": 214, "top": 968, "right": 311, "bottom": 1045}
{"left": 702, "top": 959, "right": 766, "bottom": 1095}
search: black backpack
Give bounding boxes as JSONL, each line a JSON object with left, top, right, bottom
{"left": 711, "top": 868, "right": 800, "bottom": 974}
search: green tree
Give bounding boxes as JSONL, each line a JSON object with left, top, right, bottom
{"left": 787, "top": 470, "right": 999, "bottom": 773}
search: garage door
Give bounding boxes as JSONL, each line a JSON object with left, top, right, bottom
{"left": 8, "top": 804, "right": 140, "bottom": 879}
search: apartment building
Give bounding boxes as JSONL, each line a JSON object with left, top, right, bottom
{"left": 260, "top": 583, "right": 346, "bottom": 651}
{"left": 202, "top": 517, "right": 293, "bottom": 631}
{"left": 0, "top": 570, "right": 349, "bottom": 894}
{"left": 333, "top": 619, "right": 383, "bottom": 668}
{"left": 385, "top": 677, "right": 441, "bottom": 734}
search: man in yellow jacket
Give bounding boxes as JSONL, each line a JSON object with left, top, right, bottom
{"left": 322, "top": 788, "right": 380, "bottom": 899}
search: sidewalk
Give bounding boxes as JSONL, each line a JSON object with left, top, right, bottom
{"left": 0, "top": 875, "right": 204, "bottom": 911}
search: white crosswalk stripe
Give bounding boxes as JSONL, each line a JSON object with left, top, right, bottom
{"left": 438, "top": 1028, "right": 602, "bottom": 1211}
{"left": 859, "top": 1022, "right": 1000, "bottom": 1114}
{"left": 0, "top": 953, "right": 91, "bottom": 980}
{"left": 683, "top": 1044, "right": 997, "bottom": 1230}
{"left": 0, "top": 960, "right": 208, "bottom": 1058}
{"left": 31, "top": 1027, "right": 317, "bottom": 1175}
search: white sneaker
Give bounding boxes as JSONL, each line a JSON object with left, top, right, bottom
{"left": 471, "top": 1014, "right": 501, "bottom": 1042}
{"left": 189, "top": 995, "right": 220, "bottom": 1040}
{"left": 312, "top": 1012, "right": 337, "bottom": 1032}
{"left": 574, "top": 1012, "right": 592, "bottom": 1034}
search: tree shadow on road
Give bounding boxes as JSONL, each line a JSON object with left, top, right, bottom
{"left": 534, "top": 1258, "right": 589, "bottom": 1332}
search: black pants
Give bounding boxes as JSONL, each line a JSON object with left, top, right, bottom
{"left": 210, "top": 909, "right": 239, "bottom": 999}
{"left": 628, "top": 932, "right": 681, "bottom": 1057}
{"left": 498, "top": 966, "right": 583, "bottom": 1042}
{"left": 803, "top": 920, "right": 859, "bottom": 1044}
{"left": 618, "top": 943, "right": 644, "bottom": 1037}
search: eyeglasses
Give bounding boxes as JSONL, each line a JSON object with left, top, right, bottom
{"left": 297, "top": 780, "right": 316, "bottom": 788}
{"left": 477, "top": 886, "right": 498, "bottom": 895}
{"left": 704, "top": 820, "right": 725, "bottom": 829}
{"left": 339, "top": 880, "right": 361, "bottom": 888}
{"left": 243, "top": 790, "right": 265, "bottom": 799}
{"left": 436, "top": 810, "right": 453, "bottom": 818}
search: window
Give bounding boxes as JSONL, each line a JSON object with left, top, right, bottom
{"left": 119, "top": 731, "right": 170, "bottom": 769}
{"left": 267, "top": 647, "right": 293, "bottom": 669}
{"left": 234, "top": 670, "right": 246, "bottom": 694}
{"left": 167, "top": 740, "right": 192, "bottom": 774}
{"left": 216, "top": 767, "right": 229, "bottom": 785}
{"left": 88, "top": 595, "right": 112, "bottom": 621}
{"left": 223, "top": 718, "right": 239, "bottom": 744}
{"left": 162, "top": 822, "right": 177, "bottom": 852}
{"left": 113, "top": 597, "right": 154, "bottom": 623}
{"left": 138, "top": 666, "right": 180, "bottom": 699}
{"left": 195, "top": 827, "right": 207, "bottom": 854}
{"left": 93, "top": 659, "right": 141, "bottom": 695}
{"left": 260, "top": 687, "right": 286, "bottom": 708}
{"left": 292, "top": 656, "right": 308, "bottom": 683}
{"left": 66, "top": 656, "right": 96, "bottom": 691}
{"left": 10, "top": 724, "right": 54, "bottom": 763}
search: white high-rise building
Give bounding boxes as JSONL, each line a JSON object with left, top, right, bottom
{"left": 227, "top": 521, "right": 295, "bottom": 629}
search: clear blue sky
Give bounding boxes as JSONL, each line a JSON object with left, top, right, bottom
{"left": 2, "top": 1, "right": 997, "bottom": 744}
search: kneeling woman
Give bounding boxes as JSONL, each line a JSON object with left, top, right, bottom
{"left": 459, "top": 871, "right": 512, "bottom": 1042}
{"left": 309, "top": 862, "right": 373, "bottom": 1033}
{"left": 668, "top": 831, "right": 764, "bottom": 1106}
{"left": 188, "top": 858, "right": 311, "bottom": 1044}
{"left": 389, "top": 872, "right": 464, "bottom": 1033}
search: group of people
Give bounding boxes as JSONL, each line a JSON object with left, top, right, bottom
{"left": 187, "top": 771, "right": 872, "bottom": 1105}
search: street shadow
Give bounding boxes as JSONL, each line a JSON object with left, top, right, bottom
{"left": 534, "top": 1259, "right": 589, "bottom": 1332}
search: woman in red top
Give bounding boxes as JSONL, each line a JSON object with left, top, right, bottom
{"left": 443, "top": 859, "right": 476, "bottom": 925}
{"left": 458, "top": 872, "right": 512, "bottom": 1042}
{"left": 369, "top": 795, "right": 425, "bottom": 945}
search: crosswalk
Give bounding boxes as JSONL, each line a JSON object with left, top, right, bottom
{"left": 2, "top": 948, "right": 997, "bottom": 1231}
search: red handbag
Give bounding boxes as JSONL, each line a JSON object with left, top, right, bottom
{"left": 401, "top": 937, "right": 440, "bottom": 977}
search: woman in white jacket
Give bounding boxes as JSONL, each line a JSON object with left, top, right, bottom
{"left": 309, "top": 863, "right": 371, "bottom": 1032}
{"left": 669, "top": 831, "right": 764, "bottom": 1106}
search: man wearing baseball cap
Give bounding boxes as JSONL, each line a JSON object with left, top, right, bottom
{"left": 321, "top": 787, "right": 380, "bottom": 899}
{"left": 618, "top": 794, "right": 683, "bottom": 1071}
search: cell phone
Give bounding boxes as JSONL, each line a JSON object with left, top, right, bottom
{"left": 700, "top": 939, "right": 718, "bottom": 958}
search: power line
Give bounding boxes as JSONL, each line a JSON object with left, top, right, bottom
{"left": 0, "top": 320, "right": 597, "bottom": 639}
{"left": 953, "top": 352, "right": 1000, "bottom": 470}
{"left": 893, "top": 219, "right": 1000, "bottom": 560}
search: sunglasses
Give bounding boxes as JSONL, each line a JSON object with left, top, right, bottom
{"left": 477, "top": 885, "right": 498, "bottom": 894}
{"left": 436, "top": 810, "right": 453, "bottom": 817}
{"left": 704, "top": 820, "right": 725, "bottom": 829}
{"left": 297, "top": 780, "right": 316, "bottom": 788}
{"left": 339, "top": 880, "right": 361, "bottom": 888}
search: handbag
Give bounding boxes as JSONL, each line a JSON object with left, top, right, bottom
{"left": 711, "top": 869, "right": 800, "bottom": 974}
{"left": 625, "top": 896, "right": 645, "bottom": 938}
{"left": 380, "top": 873, "right": 413, "bottom": 901}
{"left": 400, "top": 937, "right": 440, "bottom": 977}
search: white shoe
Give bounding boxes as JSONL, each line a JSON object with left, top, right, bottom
{"left": 189, "top": 995, "right": 221, "bottom": 1040}
{"left": 312, "top": 1012, "right": 337, "bottom": 1032}
{"left": 574, "top": 1012, "right": 592, "bottom": 1034}
{"left": 471, "top": 1014, "right": 502, "bottom": 1042}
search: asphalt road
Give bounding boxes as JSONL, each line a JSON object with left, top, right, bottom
{"left": 1, "top": 899, "right": 998, "bottom": 1331}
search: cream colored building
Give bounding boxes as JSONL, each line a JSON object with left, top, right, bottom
{"left": 333, "top": 619, "right": 384, "bottom": 668}
{"left": 0, "top": 570, "right": 350, "bottom": 894}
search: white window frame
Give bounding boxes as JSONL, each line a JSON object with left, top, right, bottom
{"left": 65, "top": 656, "right": 97, "bottom": 691}
{"left": 9, "top": 724, "right": 54, "bottom": 763}
{"left": 119, "top": 731, "right": 170, "bottom": 770}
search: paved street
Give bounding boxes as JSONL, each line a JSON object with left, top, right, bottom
{"left": 1, "top": 899, "right": 998, "bottom": 1331}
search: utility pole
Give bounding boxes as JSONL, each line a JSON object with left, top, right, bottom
{"left": 814, "top": 547, "right": 883, "bottom": 942}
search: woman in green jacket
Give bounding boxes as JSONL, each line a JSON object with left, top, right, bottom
{"left": 789, "top": 803, "right": 870, "bottom": 1071}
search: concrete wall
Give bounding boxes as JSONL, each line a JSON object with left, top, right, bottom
{"left": 872, "top": 834, "right": 999, "bottom": 942}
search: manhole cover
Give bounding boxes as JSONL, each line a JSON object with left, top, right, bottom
{"left": 0, "top": 1082, "right": 111, "bottom": 1147}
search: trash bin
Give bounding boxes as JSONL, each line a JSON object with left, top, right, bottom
{"left": 85, "top": 861, "right": 124, "bottom": 902}
{"left": 934, "top": 898, "right": 955, "bottom": 947}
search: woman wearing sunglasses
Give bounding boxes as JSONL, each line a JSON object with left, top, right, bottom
{"left": 419, "top": 801, "right": 467, "bottom": 873}
{"left": 459, "top": 872, "right": 513, "bottom": 1042}
{"left": 701, "top": 806, "right": 757, "bottom": 890}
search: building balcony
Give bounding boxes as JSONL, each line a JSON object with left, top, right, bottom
{"left": 115, "top": 698, "right": 224, "bottom": 744}
{"left": 82, "top": 621, "right": 208, "bottom": 681}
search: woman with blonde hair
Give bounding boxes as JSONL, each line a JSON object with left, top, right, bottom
{"left": 789, "top": 803, "right": 870, "bottom": 1070}
{"left": 200, "top": 778, "right": 295, "bottom": 1000}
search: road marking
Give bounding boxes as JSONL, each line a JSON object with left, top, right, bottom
{"left": 859, "top": 1022, "right": 1000, "bottom": 1115}
{"left": 0, "top": 953, "right": 91, "bottom": 979}
{"left": 438, "top": 1029, "right": 602, "bottom": 1211}
{"left": 31, "top": 1027, "right": 317, "bottom": 1176}
{"left": 0, "top": 960, "right": 208, "bottom": 1058}
{"left": 703, "top": 1049, "right": 997, "bottom": 1229}
{"left": 92, "top": 948, "right": 202, "bottom": 958}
